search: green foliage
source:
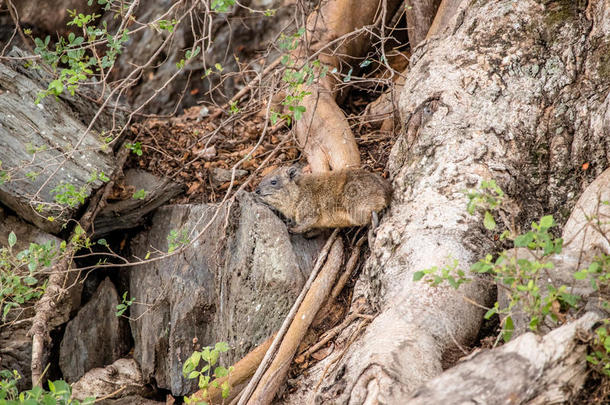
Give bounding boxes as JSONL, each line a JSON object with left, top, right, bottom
{"left": 211, "top": 0, "right": 236, "bottom": 13}
{"left": 413, "top": 259, "right": 468, "bottom": 289}
{"left": 0, "top": 161, "right": 9, "bottom": 186}
{"left": 573, "top": 254, "right": 610, "bottom": 373}
{"left": 574, "top": 254, "right": 610, "bottom": 301}
{"left": 31, "top": 5, "right": 130, "bottom": 103}
{"left": 0, "top": 232, "right": 57, "bottom": 321}
{"left": 125, "top": 142, "right": 143, "bottom": 156}
{"left": 158, "top": 19, "right": 179, "bottom": 33}
{"left": 167, "top": 228, "right": 190, "bottom": 253}
{"left": 116, "top": 291, "right": 134, "bottom": 317}
{"left": 132, "top": 189, "right": 147, "bottom": 200}
{"left": 465, "top": 179, "right": 505, "bottom": 230}
{"left": 51, "top": 182, "right": 89, "bottom": 208}
{"left": 176, "top": 46, "right": 201, "bottom": 69}
{"left": 587, "top": 320, "right": 610, "bottom": 377}
{"left": 0, "top": 369, "right": 94, "bottom": 404}
{"left": 269, "top": 28, "right": 333, "bottom": 126}
{"left": 183, "top": 342, "right": 233, "bottom": 404}
{"left": 229, "top": 100, "right": 239, "bottom": 115}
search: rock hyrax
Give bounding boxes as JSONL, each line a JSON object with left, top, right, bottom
{"left": 255, "top": 166, "right": 392, "bottom": 233}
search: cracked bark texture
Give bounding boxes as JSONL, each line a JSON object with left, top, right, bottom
{"left": 282, "top": 1, "right": 610, "bottom": 403}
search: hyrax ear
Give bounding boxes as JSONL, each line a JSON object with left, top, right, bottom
{"left": 287, "top": 166, "right": 299, "bottom": 180}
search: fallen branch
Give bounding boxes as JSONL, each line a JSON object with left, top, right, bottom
{"left": 28, "top": 143, "right": 131, "bottom": 387}
{"left": 246, "top": 236, "right": 344, "bottom": 405}
{"left": 235, "top": 229, "right": 340, "bottom": 405}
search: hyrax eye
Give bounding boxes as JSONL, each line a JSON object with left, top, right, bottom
{"left": 270, "top": 180, "right": 277, "bottom": 186}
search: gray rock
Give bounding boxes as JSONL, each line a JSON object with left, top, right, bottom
{"left": 71, "top": 358, "right": 153, "bottom": 402}
{"left": 0, "top": 54, "right": 116, "bottom": 233}
{"left": 59, "top": 278, "right": 131, "bottom": 383}
{"left": 129, "top": 192, "right": 324, "bottom": 395}
{"left": 93, "top": 169, "right": 184, "bottom": 237}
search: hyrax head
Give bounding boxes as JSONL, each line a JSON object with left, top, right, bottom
{"left": 255, "top": 166, "right": 300, "bottom": 205}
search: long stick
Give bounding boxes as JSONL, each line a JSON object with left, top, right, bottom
{"left": 235, "top": 229, "right": 339, "bottom": 405}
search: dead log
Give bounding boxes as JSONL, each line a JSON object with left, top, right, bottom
{"left": 405, "top": 0, "right": 442, "bottom": 49}
{"left": 29, "top": 144, "right": 130, "bottom": 387}
{"left": 0, "top": 51, "right": 117, "bottom": 233}
{"left": 405, "top": 311, "right": 604, "bottom": 404}
{"left": 93, "top": 169, "right": 183, "bottom": 237}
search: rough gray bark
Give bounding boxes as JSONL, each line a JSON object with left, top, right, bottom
{"left": 129, "top": 193, "right": 325, "bottom": 395}
{"left": 59, "top": 278, "right": 131, "bottom": 383}
{"left": 93, "top": 169, "right": 184, "bottom": 237}
{"left": 405, "top": 311, "right": 603, "bottom": 404}
{"left": 283, "top": 1, "right": 610, "bottom": 403}
{"left": 0, "top": 54, "right": 116, "bottom": 233}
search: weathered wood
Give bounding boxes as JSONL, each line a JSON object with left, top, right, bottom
{"left": 0, "top": 53, "right": 116, "bottom": 233}
{"left": 405, "top": 312, "right": 603, "bottom": 404}
{"left": 93, "top": 169, "right": 184, "bottom": 237}
{"left": 0, "top": 207, "right": 80, "bottom": 390}
{"left": 244, "top": 236, "right": 343, "bottom": 405}
{"left": 71, "top": 358, "right": 154, "bottom": 402}
{"left": 405, "top": 0, "right": 442, "bottom": 48}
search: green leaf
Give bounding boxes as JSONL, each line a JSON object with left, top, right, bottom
{"left": 8, "top": 231, "right": 17, "bottom": 248}
{"left": 24, "top": 276, "right": 38, "bottom": 285}
{"left": 214, "top": 366, "right": 229, "bottom": 378}
{"left": 502, "top": 316, "right": 514, "bottom": 342}
{"left": 539, "top": 215, "right": 554, "bottom": 229}
{"left": 514, "top": 232, "right": 534, "bottom": 247}
{"left": 573, "top": 271, "right": 588, "bottom": 280}
{"left": 215, "top": 341, "right": 229, "bottom": 352}
{"left": 483, "top": 211, "right": 496, "bottom": 230}
{"left": 484, "top": 305, "right": 497, "bottom": 319}
{"left": 413, "top": 271, "right": 425, "bottom": 281}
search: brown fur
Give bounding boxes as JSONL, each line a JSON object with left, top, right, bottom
{"left": 255, "top": 166, "right": 392, "bottom": 233}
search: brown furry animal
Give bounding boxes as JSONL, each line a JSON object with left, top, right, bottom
{"left": 255, "top": 166, "right": 392, "bottom": 233}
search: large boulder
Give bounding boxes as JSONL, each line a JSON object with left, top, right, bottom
{"left": 129, "top": 193, "right": 325, "bottom": 395}
{"left": 59, "top": 278, "right": 131, "bottom": 383}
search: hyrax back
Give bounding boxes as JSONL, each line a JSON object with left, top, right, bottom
{"left": 255, "top": 166, "right": 392, "bottom": 233}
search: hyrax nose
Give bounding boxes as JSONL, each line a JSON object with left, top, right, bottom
{"left": 255, "top": 187, "right": 261, "bottom": 195}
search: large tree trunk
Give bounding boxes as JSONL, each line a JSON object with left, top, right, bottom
{"left": 283, "top": 1, "right": 610, "bottom": 403}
